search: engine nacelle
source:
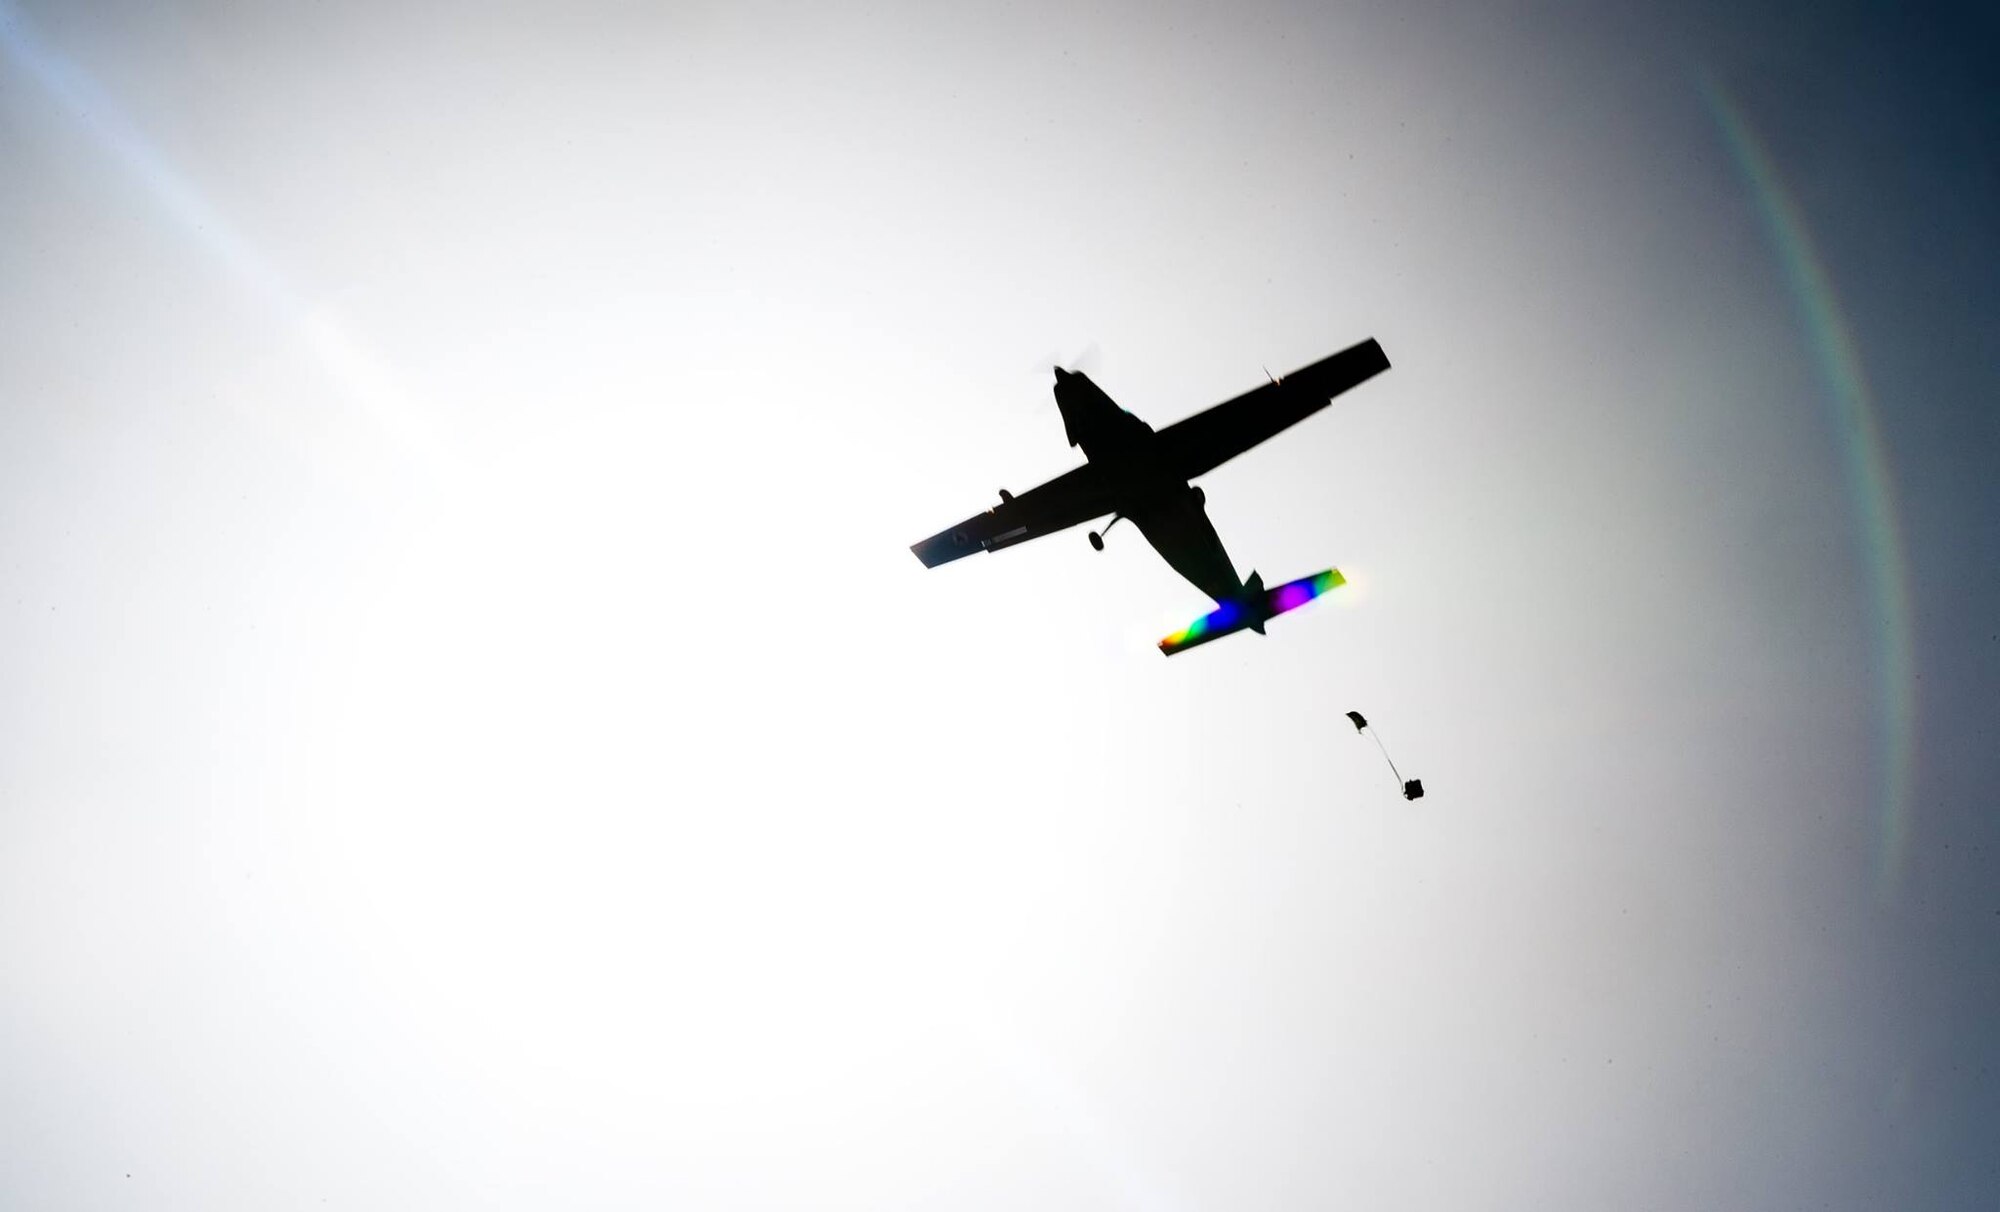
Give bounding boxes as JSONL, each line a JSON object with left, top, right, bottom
{"left": 1190, "top": 485, "right": 1206, "bottom": 508}
{"left": 998, "top": 489, "right": 1014, "bottom": 504}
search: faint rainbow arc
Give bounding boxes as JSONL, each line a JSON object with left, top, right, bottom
{"left": 1701, "top": 77, "right": 1917, "bottom": 901}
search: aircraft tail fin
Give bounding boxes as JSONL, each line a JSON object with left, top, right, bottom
{"left": 1157, "top": 567, "right": 1344, "bottom": 656}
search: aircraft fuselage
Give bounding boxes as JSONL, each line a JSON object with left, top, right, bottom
{"left": 1053, "top": 367, "right": 1246, "bottom": 605}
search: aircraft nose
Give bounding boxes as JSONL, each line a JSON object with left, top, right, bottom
{"left": 1053, "top": 366, "right": 1070, "bottom": 380}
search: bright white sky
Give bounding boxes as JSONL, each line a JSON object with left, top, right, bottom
{"left": 4, "top": 2, "right": 1996, "bottom": 1209}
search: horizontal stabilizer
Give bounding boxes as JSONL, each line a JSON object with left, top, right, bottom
{"left": 1158, "top": 567, "right": 1345, "bottom": 656}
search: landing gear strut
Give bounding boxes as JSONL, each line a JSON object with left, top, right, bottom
{"left": 1088, "top": 513, "right": 1124, "bottom": 552}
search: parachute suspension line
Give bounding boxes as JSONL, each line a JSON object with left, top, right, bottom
{"left": 1368, "top": 730, "right": 1404, "bottom": 788}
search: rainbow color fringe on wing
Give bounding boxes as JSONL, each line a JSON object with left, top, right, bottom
{"left": 1158, "top": 567, "right": 1345, "bottom": 656}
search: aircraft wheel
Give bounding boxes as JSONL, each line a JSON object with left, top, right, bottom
{"left": 1088, "top": 531, "right": 1104, "bottom": 552}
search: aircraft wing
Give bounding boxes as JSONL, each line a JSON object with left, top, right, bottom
{"left": 910, "top": 462, "right": 1116, "bottom": 567}
{"left": 1155, "top": 338, "right": 1390, "bottom": 481}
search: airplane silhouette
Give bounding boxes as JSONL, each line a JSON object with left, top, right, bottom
{"left": 911, "top": 338, "right": 1391, "bottom": 654}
